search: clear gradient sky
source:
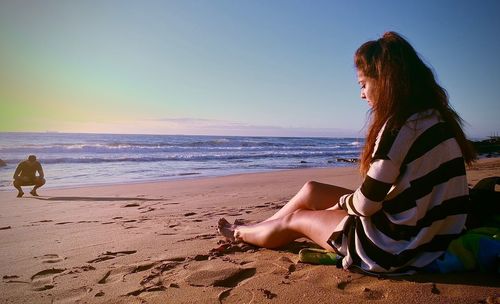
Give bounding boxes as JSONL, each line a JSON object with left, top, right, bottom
{"left": 1, "top": 0, "right": 499, "bottom": 138}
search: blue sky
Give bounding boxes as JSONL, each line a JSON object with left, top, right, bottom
{"left": 0, "top": 0, "right": 499, "bottom": 138}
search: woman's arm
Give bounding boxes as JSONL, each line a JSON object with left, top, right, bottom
{"left": 37, "top": 162, "right": 44, "bottom": 178}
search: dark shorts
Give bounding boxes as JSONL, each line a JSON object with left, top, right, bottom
{"left": 14, "top": 176, "right": 45, "bottom": 186}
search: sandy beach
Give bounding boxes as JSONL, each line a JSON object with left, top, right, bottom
{"left": 1, "top": 158, "right": 499, "bottom": 304}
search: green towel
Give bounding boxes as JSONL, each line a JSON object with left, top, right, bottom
{"left": 299, "top": 248, "right": 339, "bottom": 265}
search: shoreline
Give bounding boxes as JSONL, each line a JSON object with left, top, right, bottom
{"left": 2, "top": 155, "right": 499, "bottom": 193}
{"left": 0, "top": 165, "right": 356, "bottom": 193}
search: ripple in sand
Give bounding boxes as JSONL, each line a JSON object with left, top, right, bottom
{"left": 94, "top": 291, "right": 105, "bottom": 297}
{"left": 3, "top": 275, "right": 19, "bottom": 279}
{"left": 140, "top": 207, "right": 156, "bottom": 213}
{"left": 87, "top": 250, "right": 137, "bottom": 263}
{"left": 125, "top": 284, "right": 166, "bottom": 296}
{"left": 97, "top": 270, "right": 111, "bottom": 284}
{"left": 123, "top": 203, "right": 140, "bottom": 207}
{"left": 31, "top": 268, "right": 66, "bottom": 280}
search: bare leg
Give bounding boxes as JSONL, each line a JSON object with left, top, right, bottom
{"left": 31, "top": 178, "right": 45, "bottom": 196}
{"left": 265, "top": 181, "right": 352, "bottom": 222}
{"left": 219, "top": 209, "right": 348, "bottom": 250}
{"left": 13, "top": 181, "right": 24, "bottom": 197}
{"left": 217, "top": 181, "right": 351, "bottom": 249}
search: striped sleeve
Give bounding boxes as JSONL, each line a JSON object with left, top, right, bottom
{"left": 339, "top": 159, "right": 397, "bottom": 216}
{"left": 339, "top": 122, "right": 406, "bottom": 217}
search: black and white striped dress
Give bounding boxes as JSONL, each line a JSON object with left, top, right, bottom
{"left": 329, "top": 110, "right": 468, "bottom": 273}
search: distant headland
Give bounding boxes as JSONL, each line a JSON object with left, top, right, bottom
{"left": 471, "top": 135, "right": 500, "bottom": 157}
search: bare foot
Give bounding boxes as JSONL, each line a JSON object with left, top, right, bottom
{"left": 17, "top": 191, "right": 24, "bottom": 198}
{"left": 217, "top": 218, "right": 240, "bottom": 242}
{"left": 30, "top": 189, "right": 39, "bottom": 197}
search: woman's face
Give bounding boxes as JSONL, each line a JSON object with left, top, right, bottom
{"left": 357, "top": 70, "right": 376, "bottom": 107}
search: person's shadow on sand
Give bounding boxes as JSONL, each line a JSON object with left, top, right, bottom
{"left": 30, "top": 196, "right": 167, "bottom": 202}
{"left": 401, "top": 272, "right": 500, "bottom": 288}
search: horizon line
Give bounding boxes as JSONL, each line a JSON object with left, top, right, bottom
{"left": 0, "top": 130, "right": 366, "bottom": 139}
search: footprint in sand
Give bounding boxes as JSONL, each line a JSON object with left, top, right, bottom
{"left": 219, "top": 288, "right": 256, "bottom": 303}
{"left": 30, "top": 268, "right": 66, "bottom": 291}
{"left": 120, "top": 261, "right": 181, "bottom": 296}
{"left": 186, "top": 264, "right": 258, "bottom": 303}
{"left": 185, "top": 260, "right": 256, "bottom": 288}
{"left": 56, "top": 286, "right": 93, "bottom": 303}
{"left": 2, "top": 275, "right": 29, "bottom": 284}
{"left": 97, "top": 261, "right": 169, "bottom": 286}
{"left": 3, "top": 275, "right": 19, "bottom": 280}
{"left": 66, "top": 265, "right": 96, "bottom": 275}
{"left": 87, "top": 250, "right": 137, "bottom": 263}
{"left": 139, "top": 261, "right": 179, "bottom": 285}
{"left": 218, "top": 288, "right": 259, "bottom": 303}
{"left": 125, "top": 282, "right": 167, "bottom": 297}
{"left": 362, "top": 288, "right": 386, "bottom": 300}
{"left": 37, "top": 253, "right": 64, "bottom": 264}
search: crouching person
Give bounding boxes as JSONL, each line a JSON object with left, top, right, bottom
{"left": 13, "top": 155, "right": 45, "bottom": 198}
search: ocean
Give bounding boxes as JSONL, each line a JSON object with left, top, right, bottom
{"left": 0, "top": 132, "right": 362, "bottom": 191}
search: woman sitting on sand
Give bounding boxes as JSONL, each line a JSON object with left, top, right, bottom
{"left": 218, "top": 32, "right": 476, "bottom": 273}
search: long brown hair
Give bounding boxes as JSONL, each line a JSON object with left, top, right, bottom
{"left": 355, "top": 32, "right": 476, "bottom": 175}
